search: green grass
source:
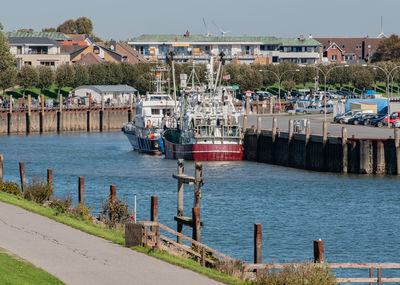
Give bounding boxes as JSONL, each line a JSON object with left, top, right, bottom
{"left": 133, "top": 246, "right": 247, "bottom": 285}
{"left": 0, "top": 191, "right": 245, "bottom": 285}
{"left": 0, "top": 249, "right": 64, "bottom": 285}
{"left": 3, "top": 84, "right": 73, "bottom": 101}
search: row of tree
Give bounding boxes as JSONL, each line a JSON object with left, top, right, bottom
{"left": 2, "top": 61, "right": 400, "bottom": 97}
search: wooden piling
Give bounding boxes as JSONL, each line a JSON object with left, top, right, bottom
{"left": 87, "top": 110, "right": 91, "bottom": 132}
{"left": 272, "top": 117, "right": 277, "bottom": 143}
{"left": 395, "top": 128, "right": 400, "bottom": 175}
{"left": 257, "top": 116, "right": 262, "bottom": 135}
{"left": 0, "top": 154, "right": 3, "bottom": 183}
{"left": 26, "top": 95, "right": 31, "bottom": 134}
{"left": 313, "top": 240, "right": 324, "bottom": 263}
{"left": 47, "top": 168, "right": 53, "bottom": 190}
{"left": 40, "top": 94, "right": 44, "bottom": 134}
{"left": 78, "top": 177, "right": 84, "bottom": 205}
{"left": 151, "top": 196, "right": 158, "bottom": 222}
{"left": 304, "top": 120, "right": 311, "bottom": 169}
{"left": 9, "top": 95, "right": 13, "bottom": 114}
{"left": 192, "top": 207, "right": 201, "bottom": 242}
{"left": 41, "top": 94, "right": 44, "bottom": 113}
{"left": 19, "top": 162, "right": 26, "bottom": 195}
{"left": 110, "top": 185, "right": 116, "bottom": 202}
{"left": 254, "top": 223, "right": 262, "bottom": 264}
{"left": 341, "top": 127, "right": 348, "bottom": 173}
{"left": 359, "top": 140, "right": 373, "bottom": 174}
{"left": 177, "top": 159, "right": 184, "bottom": 244}
{"left": 369, "top": 267, "right": 373, "bottom": 285}
{"left": 322, "top": 121, "right": 328, "bottom": 147}
{"left": 194, "top": 163, "right": 202, "bottom": 209}
{"left": 378, "top": 268, "right": 382, "bottom": 285}
{"left": 376, "top": 141, "right": 386, "bottom": 174}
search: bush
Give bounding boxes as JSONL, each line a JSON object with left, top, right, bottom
{"left": 49, "top": 195, "right": 73, "bottom": 213}
{"left": 24, "top": 176, "right": 53, "bottom": 204}
{"left": 255, "top": 262, "right": 336, "bottom": 285}
{"left": 101, "top": 197, "right": 130, "bottom": 228}
{"left": 0, "top": 181, "right": 22, "bottom": 196}
{"left": 214, "top": 259, "right": 245, "bottom": 280}
{"left": 71, "top": 203, "right": 93, "bottom": 222}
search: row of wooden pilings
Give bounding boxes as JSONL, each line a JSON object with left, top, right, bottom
{"left": 243, "top": 115, "right": 400, "bottom": 174}
{"left": 3, "top": 94, "right": 133, "bottom": 134}
{"left": 254, "top": 223, "right": 324, "bottom": 264}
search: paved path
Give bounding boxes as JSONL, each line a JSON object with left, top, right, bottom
{"left": 245, "top": 114, "right": 396, "bottom": 138}
{"left": 0, "top": 202, "right": 223, "bottom": 285}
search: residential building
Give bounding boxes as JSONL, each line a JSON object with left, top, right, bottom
{"left": 69, "top": 43, "right": 126, "bottom": 64}
{"left": 128, "top": 34, "right": 322, "bottom": 64}
{"left": 109, "top": 41, "right": 147, "bottom": 64}
{"left": 8, "top": 37, "right": 70, "bottom": 69}
{"left": 4, "top": 31, "right": 71, "bottom": 41}
{"left": 315, "top": 37, "right": 382, "bottom": 64}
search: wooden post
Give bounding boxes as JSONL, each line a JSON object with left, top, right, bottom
{"left": 376, "top": 141, "right": 386, "bottom": 174}
{"left": 201, "top": 247, "right": 206, "bottom": 267}
{"left": 359, "top": 140, "right": 373, "bottom": 174}
{"left": 40, "top": 94, "right": 44, "bottom": 134}
{"left": 254, "top": 223, "right": 262, "bottom": 264}
{"left": 192, "top": 207, "right": 201, "bottom": 242}
{"left": 19, "top": 162, "right": 26, "bottom": 195}
{"left": 377, "top": 268, "right": 382, "bottom": 285}
{"left": 257, "top": 116, "right": 262, "bottom": 135}
{"left": 177, "top": 159, "right": 184, "bottom": 244}
{"left": 41, "top": 94, "right": 44, "bottom": 113}
{"left": 9, "top": 95, "right": 13, "bottom": 113}
{"left": 89, "top": 93, "right": 92, "bottom": 109}
{"left": 395, "top": 128, "right": 400, "bottom": 175}
{"left": 313, "top": 239, "right": 324, "bottom": 263}
{"left": 27, "top": 94, "right": 31, "bottom": 134}
{"left": 151, "top": 196, "right": 158, "bottom": 223}
{"left": 342, "top": 127, "right": 348, "bottom": 173}
{"left": 59, "top": 93, "right": 63, "bottom": 112}
{"left": 153, "top": 225, "right": 160, "bottom": 251}
{"left": 78, "top": 177, "right": 84, "bottom": 205}
{"left": 304, "top": 119, "right": 311, "bottom": 169}
{"left": 110, "top": 185, "right": 116, "bottom": 202}
{"left": 47, "top": 169, "right": 53, "bottom": 192}
{"left": 369, "top": 267, "right": 373, "bottom": 285}
{"left": 322, "top": 121, "right": 328, "bottom": 147}
{"left": 194, "top": 163, "right": 202, "bottom": 209}
{"left": 288, "top": 119, "right": 293, "bottom": 143}
{"left": 272, "top": 117, "right": 277, "bottom": 143}
{"left": 243, "top": 115, "right": 248, "bottom": 132}
{"left": 288, "top": 120, "right": 294, "bottom": 166}
{"left": 0, "top": 154, "right": 3, "bottom": 183}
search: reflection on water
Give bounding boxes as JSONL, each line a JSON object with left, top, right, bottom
{"left": 1, "top": 132, "right": 400, "bottom": 263}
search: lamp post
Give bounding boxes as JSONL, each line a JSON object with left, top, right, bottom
{"left": 302, "top": 64, "right": 349, "bottom": 122}
{"left": 259, "top": 69, "right": 299, "bottom": 113}
{"left": 363, "top": 64, "right": 400, "bottom": 127}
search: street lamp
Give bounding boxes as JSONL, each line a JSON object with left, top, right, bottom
{"left": 259, "top": 69, "right": 300, "bottom": 112}
{"left": 301, "top": 64, "right": 349, "bottom": 122}
{"left": 363, "top": 64, "right": 400, "bottom": 127}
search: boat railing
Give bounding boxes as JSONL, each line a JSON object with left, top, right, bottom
{"left": 194, "top": 124, "right": 242, "bottom": 139}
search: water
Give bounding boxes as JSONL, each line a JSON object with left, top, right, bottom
{"left": 1, "top": 132, "right": 400, "bottom": 265}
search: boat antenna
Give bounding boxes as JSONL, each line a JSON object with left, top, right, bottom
{"left": 167, "top": 52, "right": 178, "bottom": 113}
{"left": 214, "top": 52, "right": 225, "bottom": 92}
{"left": 203, "top": 17, "right": 211, "bottom": 37}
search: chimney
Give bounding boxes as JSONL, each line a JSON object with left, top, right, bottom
{"left": 185, "top": 30, "right": 190, "bottom": 37}
{"left": 110, "top": 39, "right": 116, "bottom": 51}
{"left": 309, "top": 34, "right": 313, "bottom": 39}
{"left": 299, "top": 35, "right": 304, "bottom": 41}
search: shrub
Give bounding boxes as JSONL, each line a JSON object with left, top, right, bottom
{"left": 255, "top": 262, "right": 336, "bottom": 285}
{"left": 49, "top": 195, "right": 73, "bottom": 213}
{"left": 71, "top": 203, "right": 93, "bottom": 222}
{"left": 214, "top": 259, "right": 245, "bottom": 280}
{"left": 101, "top": 197, "right": 130, "bottom": 228}
{"left": 24, "top": 176, "right": 53, "bottom": 204}
{"left": 0, "top": 181, "right": 22, "bottom": 196}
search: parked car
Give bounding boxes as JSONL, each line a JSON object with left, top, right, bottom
{"left": 335, "top": 110, "right": 373, "bottom": 124}
{"left": 348, "top": 113, "right": 375, "bottom": 125}
{"left": 359, "top": 114, "right": 384, "bottom": 126}
{"left": 371, "top": 115, "right": 387, "bottom": 127}
{"left": 303, "top": 104, "right": 333, "bottom": 114}
{"left": 384, "top": 111, "right": 400, "bottom": 125}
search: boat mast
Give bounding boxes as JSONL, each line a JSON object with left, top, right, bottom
{"left": 168, "top": 52, "right": 178, "bottom": 113}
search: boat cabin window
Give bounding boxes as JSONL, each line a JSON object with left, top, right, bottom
{"left": 151, "top": 109, "right": 161, "bottom": 115}
{"left": 162, "top": 109, "right": 171, "bottom": 116}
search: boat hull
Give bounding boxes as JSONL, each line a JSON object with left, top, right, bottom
{"left": 164, "top": 139, "right": 243, "bottom": 161}
{"left": 124, "top": 132, "right": 164, "bottom": 155}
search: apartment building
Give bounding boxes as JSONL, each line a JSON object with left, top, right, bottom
{"left": 128, "top": 33, "right": 322, "bottom": 64}
{"left": 8, "top": 37, "right": 70, "bottom": 69}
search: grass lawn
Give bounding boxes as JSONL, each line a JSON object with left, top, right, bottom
{"left": 0, "top": 191, "right": 245, "bottom": 285}
{"left": 2, "top": 84, "right": 73, "bottom": 101}
{"left": 0, "top": 249, "right": 64, "bottom": 285}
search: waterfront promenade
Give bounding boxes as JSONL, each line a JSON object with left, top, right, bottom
{"left": 0, "top": 201, "right": 222, "bottom": 285}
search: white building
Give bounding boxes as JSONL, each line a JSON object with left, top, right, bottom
{"left": 128, "top": 34, "right": 322, "bottom": 65}
{"left": 72, "top": 85, "right": 137, "bottom": 104}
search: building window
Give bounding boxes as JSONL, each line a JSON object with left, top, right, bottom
{"left": 342, "top": 44, "right": 345, "bottom": 48}
{"left": 17, "top": 46, "right": 22, "bottom": 54}
{"left": 151, "top": 109, "right": 160, "bottom": 115}
{"left": 356, "top": 45, "right": 362, "bottom": 49}
{"left": 331, "top": 55, "right": 338, "bottom": 61}
{"left": 24, "top": 61, "right": 32, "bottom": 65}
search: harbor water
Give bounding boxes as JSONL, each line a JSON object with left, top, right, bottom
{"left": 1, "top": 131, "right": 400, "bottom": 264}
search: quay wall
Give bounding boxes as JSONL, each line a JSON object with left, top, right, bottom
{"left": 244, "top": 124, "right": 400, "bottom": 175}
{"left": 0, "top": 107, "right": 133, "bottom": 135}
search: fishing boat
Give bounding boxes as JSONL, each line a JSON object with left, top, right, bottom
{"left": 163, "top": 55, "right": 244, "bottom": 161}
{"left": 122, "top": 66, "right": 177, "bottom": 154}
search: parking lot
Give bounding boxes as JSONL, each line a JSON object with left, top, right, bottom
{"left": 246, "top": 114, "right": 396, "bottom": 139}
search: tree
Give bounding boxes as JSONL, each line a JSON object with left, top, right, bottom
{"left": 72, "top": 65, "right": 89, "bottom": 88}
{"left": 75, "top": 17, "right": 93, "bottom": 35}
{"left": 87, "top": 64, "right": 106, "bottom": 85}
{"left": 17, "top": 28, "right": 33, "bottom": 33}
{"left": 42, "top": 28, "right": 56, "bottom": 32}
{"left": 350, "top": 66, "right": 374, "bottom": 92}
{"left": 17, "top": 66, "right": 39, "bottom": 97}
{"left": 281, "top": 79, "right": 296, "bottom": 93}
{"left": 56, "top": 64, "right": 75, "bottom": 96}
{"left": 0, "top": 23, "right": 17, "bottom": 94}
{"left": 57, "top": 19, "right": 76, "bottom": 34}
{"left": 371, "top": 34, "right": 400, "bottom": 62}
{"left": 37, "top": 66, "right": 55, "bottom": 94}
{"left": 0, "top": 67, "right": 17, "bottom": 95}
{"left": 102, "top": 62, "right": 123, "bottom": 85}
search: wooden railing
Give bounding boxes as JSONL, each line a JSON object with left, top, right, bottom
{"left": 244, "top": 263, "right": 400, "bottom": 284}
{"left": 137, "top": 221, "right": 231, "bottom": 266}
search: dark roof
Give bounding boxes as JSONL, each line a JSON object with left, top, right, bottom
{"left": 117, "top": 42, "right": 147, "bottom": 62}
{"left": 4, "top": 31, "right": 71, "bottom": 41}
{"left": 315, "top": 37, "right": 382, "bottom": 56}
{"left": 96, "top": 43, "right": 124, "bottom": 62}
{"left": 7, "top": 37, "right": 60, "bottom": 46}
{"left": 61, "top": 45, "right": 87, "bottom": 55}
{"left": 76, "top": 53, "right": 103, "bottom": 65}
{"left": 73, "top": 85, "right": 137, "bottom": 93}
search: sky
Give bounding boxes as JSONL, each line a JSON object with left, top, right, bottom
{"left": 1, "top": 0, "right": 399, "bottom": 41}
